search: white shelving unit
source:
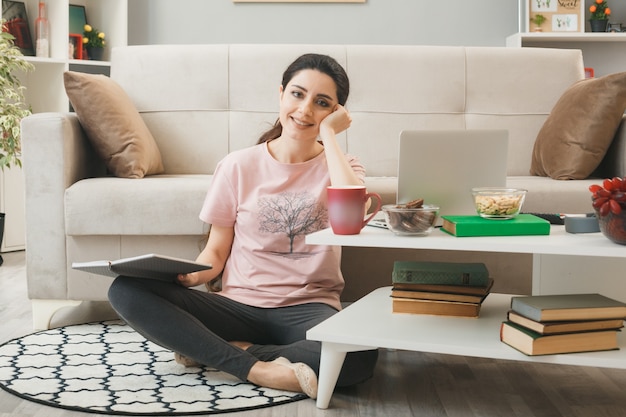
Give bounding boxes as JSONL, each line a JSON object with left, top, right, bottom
{"left": 1, "top": 0, "right": 128, "bottom": 252}
{"left": 509, "top": 0, "right": 626, "bottom": 76}
{"left": 4, "top": 0, "right": 128, "bottom": 113}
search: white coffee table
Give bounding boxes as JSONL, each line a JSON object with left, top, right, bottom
{"left": 305, "top": 225, "right": 626, "bottom": 409}
{"left": 308, "top": 225, "right": 626, "bottom": 300}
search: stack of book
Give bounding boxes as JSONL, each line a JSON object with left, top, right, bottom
{"left": 500, "top": 293, "right": 626, "bottom": 356}
{"left": 391, "top": 261, "right": 494, "bottom": 318}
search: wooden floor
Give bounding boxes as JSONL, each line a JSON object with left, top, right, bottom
{"left": 1, "top": 251, "right": 626, "bottom": 417}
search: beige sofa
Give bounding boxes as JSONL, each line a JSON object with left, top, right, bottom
{"left": 21, "top": 44, "right": 626, "bottom": 329}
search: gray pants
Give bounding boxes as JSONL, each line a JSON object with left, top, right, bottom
{"left": 108, "top": 276, "right": 378, "bottom": 386}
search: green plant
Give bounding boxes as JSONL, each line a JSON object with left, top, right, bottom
{"left": 0, "top": 19, "right": 34, "bottom": 169}
{"left": 82, "top": 24, "right": 106, "bottom": 48}
{"left": 531, "top": 14, "right": 547, "bottom": 27}
{"left": 590, "top": 0, "right": 611, "bottom": 20}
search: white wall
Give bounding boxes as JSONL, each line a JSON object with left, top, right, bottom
{"left": 128, "top": 1, "right": 626, "bottom": 47}
{"left": 128, "top": 0, "right": 520, "bottom": 46}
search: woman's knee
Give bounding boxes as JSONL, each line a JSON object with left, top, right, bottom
{"left": 108, "top": 276, "right": 131, "bottom": 304}
{"left": 108, "top": 276, "right": 146, "bottom": 315}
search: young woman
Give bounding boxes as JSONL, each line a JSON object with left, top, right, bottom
{"left": 108, "top": 53, "right": 378, "bottom": 399}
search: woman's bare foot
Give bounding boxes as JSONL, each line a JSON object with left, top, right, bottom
{"left": 174, "top": 352, "right": 201, "bottom": 367}
{"left": 177, "top": 342, "right": 251, "bottom": 368}
{"left": 247, "top": 357, "right": 318, "bottom": 399}
{"left": 230, "top": 341, "right": 252, "bottom": 350}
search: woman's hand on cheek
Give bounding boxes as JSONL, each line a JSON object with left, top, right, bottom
{"left": 320, "top": 104, "right": 352, "bottom": 135}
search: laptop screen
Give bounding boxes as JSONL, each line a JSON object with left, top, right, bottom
{"left": 397, "top": 130, "right": 509, "bottom": 223}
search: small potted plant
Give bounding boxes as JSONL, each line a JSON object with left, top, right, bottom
{"left": 530, "top": 14, "right": 547, "bottom": 32}
{"left": 589, "top": 0, "right": 611, "bottom": 32}
{"left": 82, "top": 24, "right": 106, "bottom": 60}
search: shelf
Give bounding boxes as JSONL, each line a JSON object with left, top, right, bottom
{"left": 308, "top": 289, "right": 626, "bottom": 370}
{"left": 307, "top": 225, "right": 626, "bottom": 306}
{"left": 507, "top": 32, "right": 626, "bottom": 44}
{"left": 68, "top": 59, "right": 111, "bottom": 67}
{"left": 22, "top": 56, "right": 66, "bottom": 65}
{"left": 308, "top": 287, "right": 626, "bottom": 408}
{"left": 306, "top": 225, "right": 626, "bottom": 259}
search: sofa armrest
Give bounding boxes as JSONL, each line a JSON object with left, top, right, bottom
{"left": 21, "top": 112, "right": 105, "bottom": 299}
{"left": 595, "top": 115, "right": 626, "bottom": 179}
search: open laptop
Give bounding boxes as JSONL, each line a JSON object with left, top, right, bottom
{"left": 396, "top": 129, "right": 509, "bottom": 225}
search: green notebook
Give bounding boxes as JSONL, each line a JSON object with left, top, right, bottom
{"left": 440, "top": 214, "right": 550, "bottom": 237}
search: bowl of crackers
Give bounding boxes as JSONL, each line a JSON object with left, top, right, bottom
{"left": 471, "top": 187, "right": 527, "bottom": 219}
{"left": 382, "top": 199, "right": 439, "bottom": 236}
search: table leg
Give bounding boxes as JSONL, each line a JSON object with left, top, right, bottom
{"left": 531, "top": 253, "right": 542, "bottom": 295}
{"left": 315, "top": 342, "right": 347, "bottom": 409}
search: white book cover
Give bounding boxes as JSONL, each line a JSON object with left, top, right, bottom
{"left": 72, "top": 254, "right": 212, "bottom": 282}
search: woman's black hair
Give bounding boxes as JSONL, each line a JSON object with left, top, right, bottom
{"left": 257, "top": 53, "right": 349, "bottom": 144}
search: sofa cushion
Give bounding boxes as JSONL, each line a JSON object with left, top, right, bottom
{"left": 65, "top": 175, "right": 211, "bottom": 235}
{"left": 63, "top": 71, "right": 164, "bottom": 178}
{"left": 530, "top": 72, "right": 626, "bottom": 180}
{"left": 506, "top": 176, "right": 599, "bottom": 214}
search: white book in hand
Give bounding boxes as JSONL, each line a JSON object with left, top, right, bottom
{"left": 72, "top": 253, "right": 212, "bottom": 282}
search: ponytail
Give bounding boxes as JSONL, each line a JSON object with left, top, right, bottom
{"left": 257, "top": 119, "right": 282, "bottom": 144}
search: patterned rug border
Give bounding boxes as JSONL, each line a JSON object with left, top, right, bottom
{"left": 0, "top": 321, "right": 307, "bottom": 416}
{"left": 0, "top": 380, "right": 307, "bottom": 417}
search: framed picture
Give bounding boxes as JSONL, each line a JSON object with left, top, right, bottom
{"left": 1, "top": 0, "right": 34, "bottom": 56}
{"left": 68, "top": 33, "right": 83, "bottom": 60}
{"left": 69, "top": 4, "right": 87, "bottom": 35}
{"left": 526, "top": 0, "right": 584, "bottom": 33}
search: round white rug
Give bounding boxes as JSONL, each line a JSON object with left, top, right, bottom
{"left": 0, "top": 321, "right": 306, "bottom": 415}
